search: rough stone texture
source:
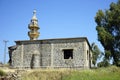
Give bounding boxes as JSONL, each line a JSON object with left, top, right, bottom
{"left": 12, "top": 45, "right": 22, "bottom": 68}
{"left": 41, "top": 42, "right": 51, "bottom": 67}
{"left": 9, "top": 37, "right": 92, "bottom": 69}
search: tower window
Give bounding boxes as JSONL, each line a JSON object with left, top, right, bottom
{"left": 63, "top": 49, "right": 73, "bottom": 59}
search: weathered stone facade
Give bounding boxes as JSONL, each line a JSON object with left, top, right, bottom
{"left": 9, "top": 37, "right": 92, "bottom": 69}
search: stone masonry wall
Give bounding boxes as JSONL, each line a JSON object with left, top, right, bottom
{"left": 23, "top": 42, "right": 40, "bottom": 68}
{"left": 40, "top": 41, "right": 51, "bottom": 67}
{"left": 50, "top": 39, "right": 86, "bottom": 68}
{"left": 12, "top": 45, "right": 22, "bottom": 68}
{"left": 11, "top": 38, "right": 91, "bottom": 69}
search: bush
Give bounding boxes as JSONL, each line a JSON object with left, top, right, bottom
{"left": 0, "top": 69, "right": 6, "bottom": 76}
{"left": 97, "top": 60, "right": 110, "bottom": 67}
{"left": 107, "top": 66, "right": 120, "bottom": 72}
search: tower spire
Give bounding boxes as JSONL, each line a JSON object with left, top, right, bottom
{"left": 32, "top": 10, "right": 37, "bottom": 20}
{"left": 28, "top": 10, "right": 40, "bottom": 40}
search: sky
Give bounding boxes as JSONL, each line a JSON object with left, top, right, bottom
{"left": 0, "top": 0, "right": 118, "bottom": 63}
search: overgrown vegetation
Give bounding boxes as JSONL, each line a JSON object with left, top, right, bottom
{"left": 0, "top": 69, "right": 6, "bottom": 76}
{"left": 63, "top": 66, "right": 120, "bottom": 80}
{"left": 21, "top": 69, "right": 70, "bottom": 80}
{"left": 21, "top": 66, "right": 120, "bottom": 80}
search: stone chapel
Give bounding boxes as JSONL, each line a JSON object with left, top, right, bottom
{"left": 8, "top": 10, "right": 92, "bottom": 69}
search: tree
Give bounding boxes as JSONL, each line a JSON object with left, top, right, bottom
{"left": 95, "top": 0, "right": 120, "bottom": 66}
{"left": 97, "top": 60, "right": 110, "bottom": 67}
{"left": 91, "top": 43, "right": 101, "bottom": 67}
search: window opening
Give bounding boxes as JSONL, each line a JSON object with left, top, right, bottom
{"left": 63, "top": 49, "right": 73, "bottom": 59}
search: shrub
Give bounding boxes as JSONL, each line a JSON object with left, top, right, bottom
{"left": 0, "top": 69, "right": 6, "bottom": 76}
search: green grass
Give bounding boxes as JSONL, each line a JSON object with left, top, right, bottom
{"left": 63, "top": 66, "right": 120, "bottom": 80}
{"left": 21, "top": 66, "right": 120, "bottom": 80}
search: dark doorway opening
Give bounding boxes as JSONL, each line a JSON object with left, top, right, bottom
{"left": 63, "top": 49, "right": 73, "bottom": 59}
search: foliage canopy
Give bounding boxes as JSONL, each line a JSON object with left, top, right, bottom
{"left": 95, "top": 0, "right": 120, "bottom": 66}
{"left": 91, "top": 43, "right": 101, "bottom": 66}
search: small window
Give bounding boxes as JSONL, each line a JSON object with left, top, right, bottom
{"left": 63, "top": 49, "right": 73, "bottom": 59}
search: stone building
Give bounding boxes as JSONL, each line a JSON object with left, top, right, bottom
{"left": 9, "top": 10, "right": 92, "bottom": 69}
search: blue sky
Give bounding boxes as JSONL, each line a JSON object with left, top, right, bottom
{"left": 0, "top": 0, "right": 118, "bottom": 63}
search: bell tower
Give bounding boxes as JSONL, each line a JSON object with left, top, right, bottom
{"left": 28, "top": 10, "right": 40, "bottom": 40}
